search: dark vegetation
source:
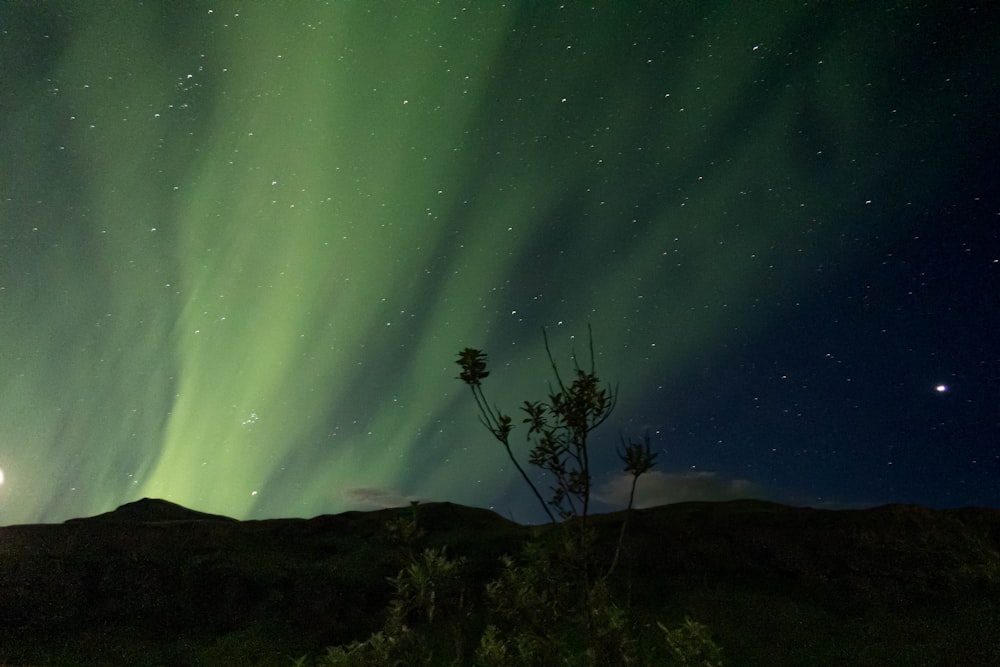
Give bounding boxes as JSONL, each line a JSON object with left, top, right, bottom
{"left": 0, "top": 498, "right": 998, "bottom": 665}
{"left": 378, "top": 333, "right": 695, "bottom": 665}
{"left": 2, "top": 335, "right": 997, "bottom": 664}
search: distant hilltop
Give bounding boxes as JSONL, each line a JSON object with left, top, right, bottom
{"left": 65, "top": 497, "right": 238, "bottom": 523}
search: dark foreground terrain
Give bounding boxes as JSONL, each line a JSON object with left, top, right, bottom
{"left": 1, "top": 498, "right": 998, "bottom": 665}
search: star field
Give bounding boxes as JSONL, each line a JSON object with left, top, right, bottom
{"left": 0, "top": 2, "right": 997, "bottom": 525}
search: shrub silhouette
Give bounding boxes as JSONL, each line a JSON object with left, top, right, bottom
{"left": 456, "top": 328, "right": 704, "bottom": 665}
{"left": 317, "top": 330, "right": 723, "bottom": 666}
{"left": 320, "top": 505, "right": 469, "bottom": 667}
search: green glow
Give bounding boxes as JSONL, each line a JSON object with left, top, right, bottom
{"left": 0, "top": 2, "right": 938, "bottom": 524}
{"left": 131, "top": 3, "right": 521, "bottom": 517}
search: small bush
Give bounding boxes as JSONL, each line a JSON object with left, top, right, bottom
{"left": 317, "top": 330, "right": 723, "bottom": 665}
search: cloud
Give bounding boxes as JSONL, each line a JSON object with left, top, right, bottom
{"left": 341, "top": 487, "right": 417, "bottom": 510}
{"left": 593, "top": 470, "right": 765, "bottom": 509}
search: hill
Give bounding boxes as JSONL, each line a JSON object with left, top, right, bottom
{"left": 65, "top": 497, "right": 239, "bottom": 523}
{"left": 0, "top": 499, "right": 997, "bottom": 665}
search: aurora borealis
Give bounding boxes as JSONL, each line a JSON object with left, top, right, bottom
{"left": 1, "top": 2, "right": 997, "bottom": 525}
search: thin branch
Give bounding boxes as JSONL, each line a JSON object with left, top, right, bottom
{"left": 542, "top": 327, "right": 567, "bottom": 394}
{"left": 470, "top": 384, "right": 555, "bottom": 523}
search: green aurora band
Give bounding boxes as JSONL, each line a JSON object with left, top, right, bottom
{"left": 0, "top": 3, "right": 966, "bottom": 523}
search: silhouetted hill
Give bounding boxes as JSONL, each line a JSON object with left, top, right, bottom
{"left": 0, "top": 499, "right": 997, "bottom": 665}
{"left": 66, "top": 497, "right": 239, "bottom": 523}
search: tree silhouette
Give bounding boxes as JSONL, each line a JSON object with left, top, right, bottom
{"left": 456, "top": 326, "right": 655, "bottom": 525}
{"left": 455, "top": 346, "right": 555, "bottom": 523}
{"left": 318, "top": 331, "right": 723, "bottom": 665}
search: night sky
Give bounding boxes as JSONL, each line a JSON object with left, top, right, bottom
{"left": 1, "top": 2, "right": 997, "bottom": 526}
